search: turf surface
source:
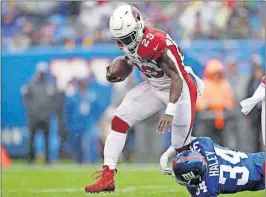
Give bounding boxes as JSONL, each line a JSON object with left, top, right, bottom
{"left": 2, "top": 163, "right": 264, "bottom": 197}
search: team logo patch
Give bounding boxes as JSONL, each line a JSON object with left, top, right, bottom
{"left": 182, "top": 171, "right": 196, "bottom": 181}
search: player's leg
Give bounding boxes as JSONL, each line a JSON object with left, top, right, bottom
{"left": 42, "top": 121, "right": 50, "bottom": 164}
{"left": 85, "top": 81, "right": 164, "bottom": 193}
{"left": 72, "top": 130, "right": 83, "bottom": 163}
{"left": 171, "top": 75, "right": 197, "bottom": 151}
{"left": 104, "top": 81, "right": 164, "bottom": 170}
{"left": 27, "top": 120, "right": 38, "bottom": 164}
{"left": 87, "top": 127, "right": 98, "bottom": 163}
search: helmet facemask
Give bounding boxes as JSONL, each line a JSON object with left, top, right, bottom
{"left": 174, "top": 174, "right": 202, "bottom": 187}
{"left": 112, "top": 21, "right": 144, "bottom": 53}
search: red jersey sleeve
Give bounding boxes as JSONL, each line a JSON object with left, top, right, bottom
{"left": 137, "top": 26, "right": 167, "bottom": 61}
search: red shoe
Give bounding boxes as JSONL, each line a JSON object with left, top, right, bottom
{"left": 84, "top": 165, "right": 116, "bottom": 193}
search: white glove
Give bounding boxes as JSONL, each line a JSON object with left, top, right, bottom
{"left": 159, "top": 146, "right": 176, "bottom": 176}
{"left": 240, "top": 82, "right": 265, "bottom": 115}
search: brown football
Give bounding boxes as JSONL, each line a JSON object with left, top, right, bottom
{"left": 109, "top": 56, "right": 134, "bottom": 78}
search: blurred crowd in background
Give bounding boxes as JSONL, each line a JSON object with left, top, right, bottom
{"left": 1, "top": 1, "right": 265, "bottom": 164}
{"left": 2, "top": 1, "right": 265, "bottom": 52}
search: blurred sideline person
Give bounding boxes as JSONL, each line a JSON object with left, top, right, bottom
{"left": 225, "top": 56, "right": 247, "bottom": 102}
{"left": 195, "top": 59, "right": 236, "bottom": 147}
{"left": 65, "top": 79, "right": 99, "bottom": 163}
{"left": 241, "top": 76, "right": 265, "bottom": 146}
{"left": 54, "top": 86, "right": 69, "bottom": 158}
{"left": 243, "top": 55, "right": 265, "bottom": 151}
{"left": 224, "top": 56, "right": 249, "bottom": 150}
{"left": 22, "top": 62, "right": 57, "bottom": 164}
{"left": 167, "top": 137, "right": 265, "bottom": 197}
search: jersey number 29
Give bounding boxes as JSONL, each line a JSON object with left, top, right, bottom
{"left": 141, "top": 33, "right": 154, "bottom": 47}
{"left": 215, "top": 147, "right": 249, "bottom": 186}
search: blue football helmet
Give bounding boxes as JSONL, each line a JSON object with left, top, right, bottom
{"left": 172, "top": 150, "right": 208, "bottom": 187}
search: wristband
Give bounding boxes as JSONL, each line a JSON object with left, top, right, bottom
{"left": 165, "top": 103, "right": 176, "bottom": 116}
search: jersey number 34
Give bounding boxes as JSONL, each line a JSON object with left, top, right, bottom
{"left": 215, "top": 147, "right": 249, "bottom": 186}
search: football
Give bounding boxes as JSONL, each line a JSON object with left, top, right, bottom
{"left": 108, "top": 56, "right": 134, "bottom": 78}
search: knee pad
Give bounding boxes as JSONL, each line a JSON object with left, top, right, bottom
{"left": 111, "top": 116, "right": 130, "bottom": 134}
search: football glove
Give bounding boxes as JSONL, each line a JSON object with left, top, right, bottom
{"left": 159, "top": 146, "right": 176, "bottom": 176}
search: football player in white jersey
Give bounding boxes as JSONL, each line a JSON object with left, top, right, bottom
{"left": 85, "top": 4, "right": 204, "bottom": 193}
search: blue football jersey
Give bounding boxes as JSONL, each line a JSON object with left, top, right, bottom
{"left": 186, "top": 137, "right": 265, "bottom": 197}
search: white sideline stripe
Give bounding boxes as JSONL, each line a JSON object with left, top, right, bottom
{"left": 4, "top": 185, "right": 179, "bottom": 193}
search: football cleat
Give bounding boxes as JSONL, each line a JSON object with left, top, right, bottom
{"left": 84, "top": 165, "right": 116, "bottom": 193}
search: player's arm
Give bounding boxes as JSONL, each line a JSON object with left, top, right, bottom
{"left": 156, "top": 49, "right": 183, "bottom": 133}
{"left": 158, "top": 49, "right": 183, "bottom": 103}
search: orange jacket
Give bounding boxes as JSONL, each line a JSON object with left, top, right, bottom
{"left": 196, "top": 59, "right": 235, "bottom": 129}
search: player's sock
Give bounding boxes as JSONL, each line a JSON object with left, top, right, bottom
{"left": 104, "top": 116, "right": 129, "bottom": 170}
{"left": 104, "top": 130, "right": 127, "bottom": 170}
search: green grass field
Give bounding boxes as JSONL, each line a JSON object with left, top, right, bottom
{"left": 2, "top": 163, "right": 264, "bottom": 197}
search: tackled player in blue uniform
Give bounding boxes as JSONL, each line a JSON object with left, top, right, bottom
{"left": 172, "top": 137, "right": 265, "bottom": 197}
